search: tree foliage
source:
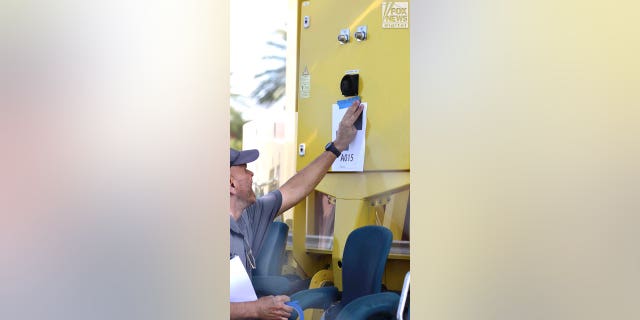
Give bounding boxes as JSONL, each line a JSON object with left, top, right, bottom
{"left": 230, "top": 106, "right": 245, "bottom": 150}
{"left": 251, "top": 29, "right": 286, "bottom": 106}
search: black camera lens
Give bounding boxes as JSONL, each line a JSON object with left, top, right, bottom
{"left": 340, "top": 74, "right": 359, "bottom": 96}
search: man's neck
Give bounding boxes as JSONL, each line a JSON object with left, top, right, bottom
{"left": 229, "top": 197, "right": 246, "bottom": 221}
{"left": 230, "top": 210, "right": 241, "bottom": 221}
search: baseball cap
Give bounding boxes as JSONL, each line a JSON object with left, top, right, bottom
{"left": 230, "top": 148, "right": 259, "bottom": 166}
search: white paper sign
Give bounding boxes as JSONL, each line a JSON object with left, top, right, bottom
{"left": 230, "top": 256, "right": 257, "bottom": 302}
{"left": 331, "top": 102, "right": 367, "bottom": 172}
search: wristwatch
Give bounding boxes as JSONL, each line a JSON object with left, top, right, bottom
{"left": 324, "top": 141, "right": 341, "bottom": 157}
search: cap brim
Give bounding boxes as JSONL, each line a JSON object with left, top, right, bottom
{"left": 231, "top": 149, "right": 259, "bottom": 166}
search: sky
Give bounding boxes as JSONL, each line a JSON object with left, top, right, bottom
{"left": 230, "top": 0, "right": 288, "bottom": 120}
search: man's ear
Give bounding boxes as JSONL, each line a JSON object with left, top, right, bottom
{"left": 230, "top": 179, "right": 236, "bottom": 194}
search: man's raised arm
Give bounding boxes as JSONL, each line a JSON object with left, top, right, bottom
{"left": 277, "top": 100, "right": 363, "bottom": 215}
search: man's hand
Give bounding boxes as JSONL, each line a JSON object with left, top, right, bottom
{"left": 333, "top": 100, "right": 363, "bottom": 151}
{"left": 255, "top": 295, "right": 293, "bottom": 320}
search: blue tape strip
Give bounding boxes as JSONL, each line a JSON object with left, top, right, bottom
{"left": 285, "top": 300, "right": 304, "bottom": 320}
{"left": 337, "top": 96, "right": 361, "bottom": 109}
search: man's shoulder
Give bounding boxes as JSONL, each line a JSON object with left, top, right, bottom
{"left": 245, "top": 189, "right": 282, "bottom": 216}
{"left": 257, "top": 189, "right": 282, "bottom": 204}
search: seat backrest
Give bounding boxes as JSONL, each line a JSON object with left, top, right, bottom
{"left": 340, "top": 225, "right": 393, "bottom": 306}
{"left": 254, "top": 221, "right": 289, "bottom": 276}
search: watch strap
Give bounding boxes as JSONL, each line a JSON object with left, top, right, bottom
{"left": 325, "top": 141, "right": 341, "bottom": 157}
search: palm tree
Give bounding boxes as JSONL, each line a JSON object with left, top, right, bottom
{"left": 230, "top": 103, "right": 245, "bottom": 150}
{"left": 230, "top": 29, "right": 285, "bottom": 149}
{"left": 251, "top": 29, "right": 286, "bottom": 106}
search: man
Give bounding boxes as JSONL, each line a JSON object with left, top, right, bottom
{"left": 230, "top": 100, "right": 363, "bottom": 320}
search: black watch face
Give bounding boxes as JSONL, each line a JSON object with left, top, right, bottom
{"left": 325, "top": 142, "right": 332, "bottom": 149}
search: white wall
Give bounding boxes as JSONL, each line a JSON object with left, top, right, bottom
{"left": 412, "top": 0, "right": 640, "bottom": 319}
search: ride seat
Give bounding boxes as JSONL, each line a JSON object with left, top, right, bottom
{"left": 252, "top": 221, "right": 309, "bottom": 296}
{"left": 287, "top": 225, "right": 394, "bottom": 320}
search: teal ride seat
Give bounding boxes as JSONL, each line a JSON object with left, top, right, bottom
{"left": 255, "top": 221, "right": 289, "bottom": 277}
{"left": 288, "top": 225, "right": 394, "bottom": 320}
{"left": 335, "top": 271, "right": 410, "bottom": 320}
{"left": 252, "top": 221, "right": 309, "bottom": 297}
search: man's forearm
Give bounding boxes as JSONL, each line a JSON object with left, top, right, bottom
{"left": 230, "top": 301, "right": 257, "bottom": 320}
{"left": 278, "top": 150, "right": 337, "bottom": 214}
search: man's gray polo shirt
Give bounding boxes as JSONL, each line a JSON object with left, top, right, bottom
{"left": 230, "top": 190, "right": 282, "bottom": 277}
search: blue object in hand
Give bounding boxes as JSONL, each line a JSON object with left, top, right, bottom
{"left": 285, "top": 300, "right": 304, "bottom": 320}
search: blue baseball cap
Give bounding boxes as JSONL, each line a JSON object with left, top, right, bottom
{"left": 230, "top": 148, "right": 259, "bottom": 166}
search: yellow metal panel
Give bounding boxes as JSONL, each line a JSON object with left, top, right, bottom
{"left": 382, "top": 189, "right": 409, "bottom": 240}
{"left": 383, "top": 259, "right": 410, "bottom": 291}
{"left": 304, "top": 191, "right": 319, "bottom": 235}
{"left": 296, "top": 0, "right": 410, "bottom": 171}
{"left": 315, "top": 171, "right": 409, "bottom": 199}
{"left": 290, "top": 0, "right": 411, "bottom": 295}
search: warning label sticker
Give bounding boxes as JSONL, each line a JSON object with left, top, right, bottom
{"left": 382, "top": 2, "right": 409, "bottom": 29}
{"left": 300, "top": 66, "right": 311, "bottom": 99}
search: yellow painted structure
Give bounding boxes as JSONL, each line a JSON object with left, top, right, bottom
{"left": 295, "top": 0, "right": 410, "bottom": 170}
{"left": 287, "top": 0, "right": 411, "bottom": 294}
